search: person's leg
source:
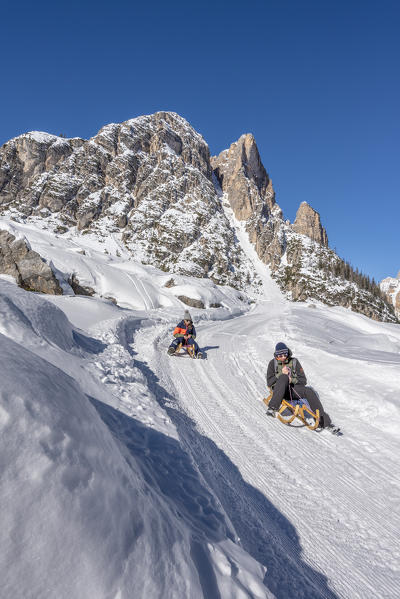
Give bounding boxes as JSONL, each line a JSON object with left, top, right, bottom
{"left": 189, "top": 338, "right": 199, "bottom": 353}
{"left": 301, "top": 386, "right": 332, "bottom": 427}
{"left": 269, "top": 374, "right": 290, "bottom": 410}
{"left": 168, "top": 337, "right": 183, "bottom": 353}
{"left": 186, "top": 337, "right": 200, "bottom": 356}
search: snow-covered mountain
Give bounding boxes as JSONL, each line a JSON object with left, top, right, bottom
{"left": 0, "top": 218, "right": 399, "bottom": 599}
{"left": 0, "top": 112, "right": 396, "bottom": 322}
{"left": 0, "top": 113, "right": 256, "bottom": 290}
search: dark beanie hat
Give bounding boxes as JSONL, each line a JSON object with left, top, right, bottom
{"left": 275, "top": 342, "right": 289, "bottom": 354}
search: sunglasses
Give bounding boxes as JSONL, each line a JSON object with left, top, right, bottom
{"left": 275, "top": 352, "right": 288, "bottom": 358}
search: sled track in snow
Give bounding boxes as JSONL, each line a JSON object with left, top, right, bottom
{"left": 131, "top": 314, "right": 400, "bottom": 599}
{"left": 132, "top": 324, "right": 338, "bottom": 598}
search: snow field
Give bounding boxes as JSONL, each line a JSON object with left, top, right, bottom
{"left": 1, "top": 215, "right": 400, "bottom": 598}
{"left": 0, "top": 284, "right": 268, "bottom": 597}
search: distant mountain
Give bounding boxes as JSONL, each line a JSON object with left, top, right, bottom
{"left": 0, "top": 111, "right": 397, "bottom": 322}
{"left": 380, "top": 272, "right": 400, "bottom": 319}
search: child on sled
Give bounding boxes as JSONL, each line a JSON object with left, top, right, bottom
{"left": 167, "top": 310, "right": 202, "bottom": 358}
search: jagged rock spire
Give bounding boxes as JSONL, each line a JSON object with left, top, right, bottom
{"left": 292, "top": 201, "right": 328, "bottom": 247}
{"left": 211, "top": 134, "right": 275, "bottom": 220}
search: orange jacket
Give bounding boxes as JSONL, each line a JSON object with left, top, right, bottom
{"left": 173, "top": 320, "right": 196, "bottom": 339}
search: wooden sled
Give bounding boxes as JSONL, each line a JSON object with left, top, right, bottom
{"left": 176, "top": 342, "right": 197, "bottom": 359}
{"left": 263, "top": 390, "right": 320, "bottom": 430}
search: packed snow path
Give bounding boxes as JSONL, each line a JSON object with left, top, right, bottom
{"left": 132, "top": 294, "right": 400, "bottom": 599}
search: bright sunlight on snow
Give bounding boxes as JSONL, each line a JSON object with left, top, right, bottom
{"left": 0, "top": 216, "right": 399, "bottom": 599}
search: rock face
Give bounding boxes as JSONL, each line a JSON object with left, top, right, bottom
{"left": 0, "top": 112, "right": 396, "bottom": 322}
{"left": 212, "top": 134, "right": 285, "bottom": 271}
{"left": 292, "top": 202, "right": 328, "bottom": 247}
{"left": 0, "top": 230, "right": 62, "bottom": 294}
{"left": 211, "top": 134, "right": 275, "bottom": 220}
{"left": 380, "top": 272, "right": 400, "bottom": 319}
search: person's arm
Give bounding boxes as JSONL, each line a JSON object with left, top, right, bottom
{"left": 188, "top": 325, "right": 196, "bottom": 339}
{"left": 292, "top": 359, "right": 307, "bottom": 386}
{"left": 266, "top": 360, "right": 277, "bottom": 388}
{"left": 173, "top": 322, "right": 186, "bottom": 339}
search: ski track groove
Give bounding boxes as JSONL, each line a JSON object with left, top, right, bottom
{"left": 138, "top": 317, "right": 400, "bottom": 599}
{"left": 160, "top": 355, "right": 324, "bottom": 597}
{"left": 149, "top": 327, "right": 330, "bottom": 593}
{"left": 125, "top": 272, "right": 155, "bottom": 310}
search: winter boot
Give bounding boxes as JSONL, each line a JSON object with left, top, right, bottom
{"left": 325, "top": 423, "right": 341, "bottom": 435}
{"left": 266, "top": 406, "right": 277, "bottom": 418}
{"left": 305, "top": 414, "right": 316, "bottom": 426}
{"left": 167, "top": 346, "right": 175, "bottom": 356}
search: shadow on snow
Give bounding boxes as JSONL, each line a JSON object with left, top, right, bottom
{"left": 92, "top": 318, "right": 339, "bottom": 599}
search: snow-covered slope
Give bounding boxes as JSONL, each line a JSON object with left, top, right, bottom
{"left": 1, "top": 216, "right": 399, "bottom": 598}
{"left": 0, "top": 286, "right": 268, "bottom": 599}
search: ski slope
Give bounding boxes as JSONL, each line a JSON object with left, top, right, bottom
{"left": 1, "top": 217, "right": 400, "bottom": 598}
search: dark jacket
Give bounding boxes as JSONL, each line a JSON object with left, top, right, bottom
{"left": 266, "top": 353, "right": 307, "bottom": 389}
{"left": 173, "top": 320, "right": 196, "bottom": 340}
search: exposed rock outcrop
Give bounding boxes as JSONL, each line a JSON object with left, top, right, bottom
{"left": 211, "top": 134, "right": 275, "bottom": 220}
{"left": 177, "top": 295, "right": 205, "bottom": 309}
{"left": 68, "top": 273, "right": 95, "bottom": 296}
{"left": 0, "top": 230, "right": 62, "bottom": 294}
{"left": 212, "top": 134, "right": 286, "bottom": 271}
{"left": 293, "top": 202, "right": 328, "bottom": 247}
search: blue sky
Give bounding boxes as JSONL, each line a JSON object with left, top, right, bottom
{"left": 1, "top": 0, "right": 399, "bottom": 282}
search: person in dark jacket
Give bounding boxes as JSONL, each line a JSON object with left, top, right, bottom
{"left": 167, "top": 310, "right": 201, "bottom": 357}
{"left": 266, "top": 342, "right": 333, "bottom": 429}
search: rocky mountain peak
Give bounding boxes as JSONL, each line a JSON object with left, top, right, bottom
{"left": 292, "top": 201, "right": 328, "bottom": 247}
{"left": 0, "top": 112, "right": 256, "bottom": 290}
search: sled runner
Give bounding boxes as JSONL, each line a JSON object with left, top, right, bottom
{"left": 263, "top": 391, "right": 320, "bottom": 430}
{"left": 175, "top": 342, "right": 202, "bottom": 359}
